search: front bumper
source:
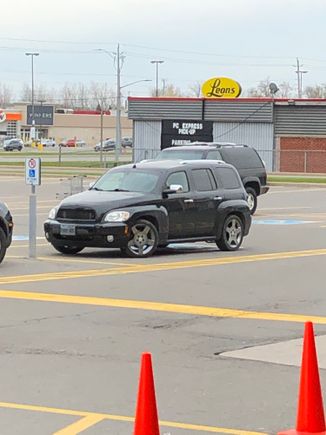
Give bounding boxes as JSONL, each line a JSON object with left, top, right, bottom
{"left": 44, "top": 220, "right": 130, "bottom": 248}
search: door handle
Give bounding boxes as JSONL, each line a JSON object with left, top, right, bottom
{"left": 213, "top": 196, "right": 222, "bottom": 201}
{"left": 184, "top": 199, "right": 194, "bottom": 203}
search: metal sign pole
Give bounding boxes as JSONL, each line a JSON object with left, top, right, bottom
{"left": 29, "top": 184, "right": 37, "bottom": 258}
{"left": 25, "top": 157, "right": 41, "bottom": 259}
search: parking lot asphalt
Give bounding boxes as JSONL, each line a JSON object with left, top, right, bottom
{"left": 0, "top": 176, "right": 326, "bottom": 434}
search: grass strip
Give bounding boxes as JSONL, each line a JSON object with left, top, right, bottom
{"left": 268, "top": 175, "right": 326, "bottom": 184}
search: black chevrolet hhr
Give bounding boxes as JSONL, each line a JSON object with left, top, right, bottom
{"left": 44, "top": 160, "right": 251, "bottom": 258}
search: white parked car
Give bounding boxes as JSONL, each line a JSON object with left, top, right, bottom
{"left": 41, "top": 138, "right": 56, "bottom": 147}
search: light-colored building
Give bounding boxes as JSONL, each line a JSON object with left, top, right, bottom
{"left": 0, "top": 103, "right": 133, "bottom": 146}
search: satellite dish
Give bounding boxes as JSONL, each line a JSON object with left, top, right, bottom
{"left": 269, "top": 82, "right": 279, "bottom": 95}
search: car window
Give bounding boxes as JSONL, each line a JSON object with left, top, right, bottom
{"left": 207, "top": 150, "right": 222, "bottom": 160}
{"left": 220, "top": 148, "right": 263, "bottom": 169}
{"left": 192, "top": 169, "right": 217, "bottom": 191}
{"left": 216, "top": 167, "right": 241, "bottom": 189}
{"left": 166, "top": 171, "right": 189, "bottom": 192}
{"left": 94, "top": 170, "right": 159, "bottom": 193}
{"left": 156, "top": 150, "right": 205, "bottom": 160}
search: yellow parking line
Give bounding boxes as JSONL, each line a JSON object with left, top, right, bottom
{"left": 0, "top": 289, "right": 325, "bottom": 325}
{"left": 37, "top": 256, "right": 139, "bottom": 267}
{"left": 1, "top": 248, "right": 326, "bottom": 285}
{"left": 0, "top": 401, "right": 266, "bottom": 435}
{"left": 6, "top": 255, "right": 136, "bottom": 267}
{"left": 54, "top": 415, "right": 105, "bottom": 434}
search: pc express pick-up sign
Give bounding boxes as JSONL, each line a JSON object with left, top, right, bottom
{"left": 202, "top": 77, "right": 242, "bottom": 98}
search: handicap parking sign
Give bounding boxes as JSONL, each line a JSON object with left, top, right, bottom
{"left": 25, "top": 158, "right": 41, "bottom": 185}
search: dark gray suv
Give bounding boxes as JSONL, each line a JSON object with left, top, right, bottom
{"left": 156, "top": 143, "right": 269, "bottom": 214}
{"left": 0, "top": 202, "right": 13, "bottom": 263}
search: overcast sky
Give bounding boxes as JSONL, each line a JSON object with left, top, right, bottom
{"left": 1, "top": 0, "right": 326, "bottom": 99}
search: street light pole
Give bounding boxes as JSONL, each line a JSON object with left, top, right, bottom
{"left": 150, "top": 60, "right": 164, "bottom": 96}
{"left": 25, "top": 52, "right": 39, "bottom": 141}
{"left": 96, "top": 47, "right": 151, "bottom": 165}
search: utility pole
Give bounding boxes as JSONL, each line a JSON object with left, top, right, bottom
{"left": 150, "top": 60, "right": 164, "bottom": 96}
{"left": 113, "top": 44, "right": 125, "bottom": 165}
{"left": 295, "top": 58, "right": 308, "bottom": 98}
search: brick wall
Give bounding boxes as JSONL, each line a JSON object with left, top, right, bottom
{"left": 280, "top": 137, "right": 326, "bottom": 173}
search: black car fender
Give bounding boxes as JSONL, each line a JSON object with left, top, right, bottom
{"left": 126, "top": 205, "right": 169, "bottom": 241}
{"left": 215, "top": 200, "right": 251, "bottom": 239}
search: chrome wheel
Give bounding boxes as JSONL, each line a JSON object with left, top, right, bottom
{"left": 245, "top": 187, "right": 257, "bottom": 215}
{"left": 124, "top": 220, "right": 158, "bottom": 258}
{"left": 216, "top": 215, "right": 244, "bottom": 251}
{"left": 225, "top": 218, "right": 242, "bottom": 248}
{"left": 247, "top": 192, "right": 255, "bottom": 211}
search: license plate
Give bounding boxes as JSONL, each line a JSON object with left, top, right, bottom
{"left": 60, "top": 224, "right": 76, "bottom": 236}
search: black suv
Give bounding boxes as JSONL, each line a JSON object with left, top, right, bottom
{"left": 0, "top": 202, "right": 13, "bottom": 264}
{"left": 44, "top": 160, "right": 251, "bottom": 258}
{"left": 156, "top": 143, "right": 269, "bottom": 214}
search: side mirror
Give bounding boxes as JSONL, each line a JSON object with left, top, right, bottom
{"left": 163, "top": 184, "right": 183, "bottom": 196}
{"left": 89, "top": 181, "right": 95, "bottom": 189}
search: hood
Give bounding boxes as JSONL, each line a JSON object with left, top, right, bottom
{"left": 58, "top": 190, "right": 158, "bottom": 216}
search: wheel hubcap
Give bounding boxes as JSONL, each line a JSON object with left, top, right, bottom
{"left": 247, "top": 193, "right": 255, "bottom": 211}
{"left": 128, "top": 224, "right": 155, "bottom": 256}
{"left": 225, "top": 219, "right": 242, "bottom": 248}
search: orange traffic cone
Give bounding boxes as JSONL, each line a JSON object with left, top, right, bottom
{"left": 134, "top": 353, "right": 160, "bottom": 435}
{"left": 278, "top": 322, "right": 326, "bottom": 435}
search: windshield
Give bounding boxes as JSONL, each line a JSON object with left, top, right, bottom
{"left": 93, "top": 169, "right": 159, "bottom": 193}
{"left": 156, "top": 149, "right": 205, "bottom": 160}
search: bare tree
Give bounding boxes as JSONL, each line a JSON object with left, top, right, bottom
{"left": 304, "top": 84, "right": 326, "bottom": 98}
{"left": 150, "top": 82, "right": 183, "bottom": 97}
{"left": 278, "top": 81, "right": 293, "bottom": 98}
{"left": 247, "top": 78, "right": 272, "bottom": 97}
{"left": 89, "top": 82, "right": 115, "bottom": 110}
{"left": 0, "top": 84, "right": 13, "bottom": 107}
{"left": 188, "top": 81, "right": 202, "bottom": 97}
{"left": 20, "top": 83, "right": 32, "bottom": 101}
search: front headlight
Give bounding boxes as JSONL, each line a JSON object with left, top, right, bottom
{"left": 48, "top": 207, "right": 57, "bottom": 220}
{"left": 104, "top": 211, "right": 130, "bottom": 222}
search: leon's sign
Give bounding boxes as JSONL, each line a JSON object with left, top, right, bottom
{"left": 202, "top": 77, "right": 241, "bottom": 98}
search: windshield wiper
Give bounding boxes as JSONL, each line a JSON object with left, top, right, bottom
{"left": 91, "top": 187, "right": 104, "bottom": 191}
{"left": 108, "top": 188, "right": 130, "bottom": 192}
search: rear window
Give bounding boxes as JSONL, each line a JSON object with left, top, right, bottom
{"left": 206, "top": 150, "right": 222, "bottom": 160}
{"left": 216, "top": 167, "right": 241, "bottom": 189}
{"left": 219, "top": 147, "right": 263, "bottom": 169}
{"left": 156, "top": 149, "right": 205, "bottom": 160}
{"left": 192, "top": 169, "right": 217, "bottom": 191}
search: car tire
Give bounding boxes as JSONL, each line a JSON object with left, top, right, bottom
{"left": 245, "top": 187, "right": 257, "bottom": 215}
{"left": 51, "top": 244, "right": 84, "bottom": 255}
{"left": 122, "top": 219, "right": 158, "bottom": 258}
{"left": 0, "top": 227, "right": 7, "bottom": 264}
{"left": 216, "top": 215, "right": 244, "bottom": 251}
